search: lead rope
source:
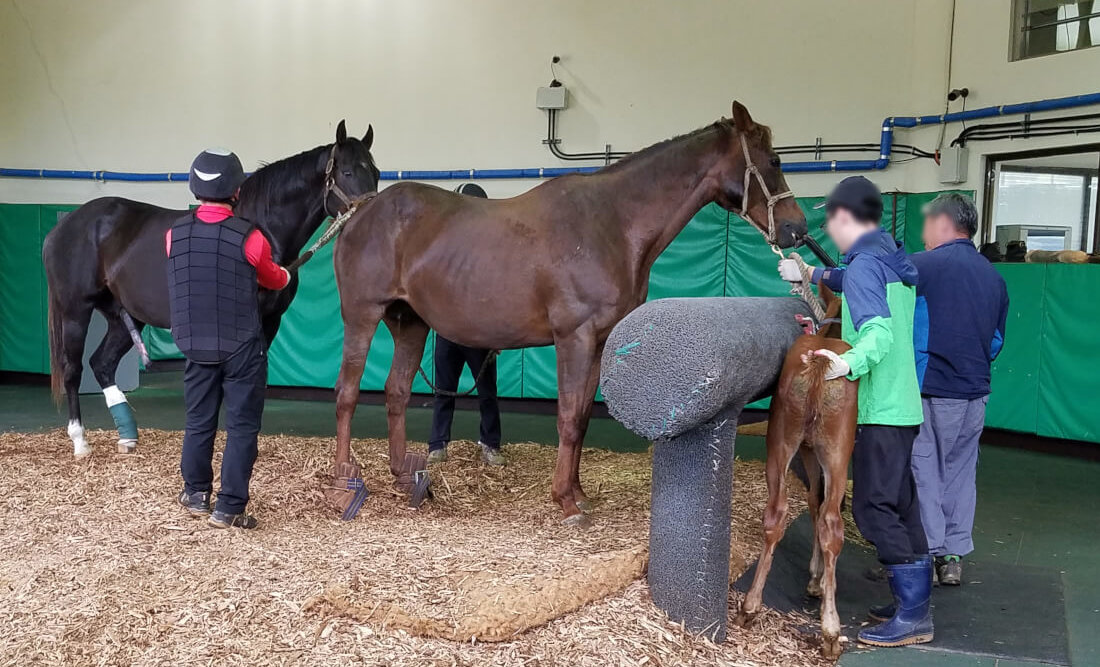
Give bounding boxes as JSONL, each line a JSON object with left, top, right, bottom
{"left": 285, "top": 193, "right": 374, "bottom": 273}
{"left": 781, "top": 251, "right": 827, "bottom": 321}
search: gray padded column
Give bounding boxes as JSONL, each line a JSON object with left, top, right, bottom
{"left": 649, "top": 406, "right": 740, "bottom": 641}
{"left": 600, "top": 297, "right": 809, "bottom": 641}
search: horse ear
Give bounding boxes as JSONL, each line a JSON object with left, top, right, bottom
{"left": 362, "top": 124, "right": 374, "bottom": 150}
{"left": 336, "top": 119, "right": 348, "bottom": 144}
{"left": 730, "top": 101, "right": 756, "bottom": 132}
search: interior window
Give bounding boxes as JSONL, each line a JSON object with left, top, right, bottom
{"left": 986, "top": 149, "right": 1100, "bottom": 253}
{"left": 1012, "top": 0, "right": 1100, "bottom": 60}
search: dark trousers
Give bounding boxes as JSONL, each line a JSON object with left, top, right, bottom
{"left": 428, "top": 336, "right": 501, "bottom": 450}
{"left": 180, "top": 338, "right": 267, "bottom": 514}
{"left": 852, "top": 424, "right": 929, "bottom": 565}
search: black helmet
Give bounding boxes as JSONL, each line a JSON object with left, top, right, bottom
{"left": 188, "top": 148, "right": 246, "bottom": 202}
{"left": 454, "top": 183, "right": 487, "bottom": 199}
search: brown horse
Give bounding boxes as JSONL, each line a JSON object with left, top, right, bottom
{"left": 331, "top": 101, "right": 807, "bottom": 524}
{"left": 735, "top": 283, "right": 856, "bottom": 659}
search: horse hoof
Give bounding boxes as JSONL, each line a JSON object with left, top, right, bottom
{"left": 117, "top": 440, "right": 137, "bottom": 455}
{"left": 821, "top": 635, "right": 844, "bottom": 659}
{"left": 806, "top": 582, "right": 823, "bottom": 598}
{"left": 734, "top": 610, "right": 755, "bottom": 628}
{"left": 324, "top": 486, "right": 359, "bottom": 516}
{"left": 562, "top": 513, "right": 594, "bottom": 529}
{"left": 576, "top": 498, "right": 594, "bottom": 513}
{"left": 73, "top": 447, "right": 93, "bottom": 459}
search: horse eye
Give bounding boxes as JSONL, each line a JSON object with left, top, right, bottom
{"left": 769, "top": 157, "right": 782, "bottom": 168}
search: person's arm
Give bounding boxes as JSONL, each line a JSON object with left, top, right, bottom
{"left": 243, "top": 230, "right": 291, "bottom": 290}
{"left": 165, "top": 229, "right": 171, "bottom": 256}
{"left": 991, "top": 282, "right": 1009, "bottom": 360}
{"left": 778, "top": 260, "right": 846, "bottom": 292}
{"left": 837, "top": 260, "right": 894, "bottom": 380}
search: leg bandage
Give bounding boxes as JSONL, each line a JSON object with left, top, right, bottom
{"left": 103, "top": 385, "right": 138, "bottom": 444}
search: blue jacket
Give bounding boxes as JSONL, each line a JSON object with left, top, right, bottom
{"left": 910, "top": 239, "right": 1009, "bottom": 399}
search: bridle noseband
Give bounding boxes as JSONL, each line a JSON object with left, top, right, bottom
{"left": 737, "top": 132, "right": 795, "bottom": 249}
{"left": 322, "top": 143, "right": 358, "bottom": 217}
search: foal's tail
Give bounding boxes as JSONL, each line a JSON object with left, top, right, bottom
{"left": 801, "top": 352, "right": 832, "bottom": 430}
{"left": 47, "top": 286, "right": 65, "bottom": 406}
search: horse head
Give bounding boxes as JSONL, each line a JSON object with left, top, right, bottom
{"left": 712, "top": 101, "right": 806, "bottom": 249}
{"left": 323, "top": 119, "right": 380, "bottom": 216}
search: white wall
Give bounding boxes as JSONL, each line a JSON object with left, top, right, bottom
{"left": 1, "top": 0, "right": 1099, "bottom": 216}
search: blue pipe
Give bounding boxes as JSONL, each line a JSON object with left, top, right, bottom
{"left": 4, "top": 92, "right": 1100, "bottom": 181}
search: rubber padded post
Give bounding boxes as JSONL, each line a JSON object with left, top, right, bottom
{"left": 649, "top": 407, "right": 740, "bottom": 641}
{"left": 600, "top": 297, "right": 809, "bottom": 641}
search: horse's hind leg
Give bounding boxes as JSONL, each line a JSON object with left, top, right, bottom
{"left": 817, "top": 434, "right": 853, "bottom": 659}
{"left": 569, "top": 342, "right": 604, "bottom": 513}
{"left": 802, "top": 447, "right": 825, "bottom": 598}
{"left": 552, "top": 329, "right": 602, "bottom": 526}
{"left": 89, "top": 308, "right": 141, "bottom": 453}
{"left": 60, "top": 303, "right": 95, "bottom": 457}
{"left": 735, "top": 415, "right": 801, "bottom": 626}
{"left": 382, "top": 308, "right": 430, "bottom": 484}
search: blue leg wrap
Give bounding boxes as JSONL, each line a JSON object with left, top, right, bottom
{"left": 341, "top": 478, "right": 369, "bottom": 521}
{"left": 109, "top": 401, "right": 138, "bottom": 441}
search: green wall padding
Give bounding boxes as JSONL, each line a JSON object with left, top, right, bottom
{"left": 9, "top": 190, "right": 1096, "bottom": 444}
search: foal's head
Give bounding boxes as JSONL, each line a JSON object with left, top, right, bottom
{"left": 712, "top": 101, "right": 807, "bottom": 249}
{"left": 324, "top": 119, "right": 381, "bottom": 214}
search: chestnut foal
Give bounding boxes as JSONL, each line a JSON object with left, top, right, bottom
{"left": 736, "top": 284, "right": 857, "bottom": 659}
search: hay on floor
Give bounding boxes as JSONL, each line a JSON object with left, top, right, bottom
{"left": 0, "top": 427, "right": 833, "bottom": 666}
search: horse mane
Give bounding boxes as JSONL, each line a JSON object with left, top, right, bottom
{"left": 599, "top": 118, "right": 771, "bottom": 174}
{"left": 237, "top": 144, "right": 330, "bottom": 222}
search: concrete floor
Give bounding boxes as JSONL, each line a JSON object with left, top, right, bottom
{"left": 2, "top": 372, "right": 1097, "bottom": 666}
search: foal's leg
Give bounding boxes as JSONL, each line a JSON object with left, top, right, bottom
{"left": 60, "top": 303, "right": 95, "bottom": 457}
{"left": 382, "top": 311, "right": 430, "bottom": 480}
{"left": 89, "top": 308, "right": 141, "bottom": 453}
{"left": 736, "top": 416, "right": 802, "bottom": 626}
{"left": 552, "top": 330, "right": 600, "bottom": 526}
{"left": 334, "top": 305, "right": 384, "bottom": 474}
{"left": 817, "top": 425, "right": 855, "bottom": 659}
{"left": 802, "top": 448, "right": 825, "bottom": 598}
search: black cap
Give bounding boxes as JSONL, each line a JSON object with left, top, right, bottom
{"left": 189, "top": 149, "right": 245, "bottom": 202}
{"left": 814, "top": 175, "right": 882, "bottom": 222}
{"left": 454, "top": 183, "right": 487, "bottom": 198}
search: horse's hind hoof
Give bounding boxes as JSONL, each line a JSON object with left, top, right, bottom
{"left": 733, "top": 610, "right": 755, "bottom": 628}
{"left": 117, "top": 440, "right": 137, "bottom": 454}
{"left": 73, "top": 447, "right": 93, "bottom": 459}
{"left": 821, "top": 635, "right": 844, "bottom": 659}
{"left": 562, "top": 513, "right": 594, "bottom": 529}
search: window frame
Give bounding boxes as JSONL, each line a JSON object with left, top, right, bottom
{"left": 1011, "top": 0, "right": 1100, "bottom": 61}
{"left": 981, "top": 143, "right": 1100, "bottom": 253}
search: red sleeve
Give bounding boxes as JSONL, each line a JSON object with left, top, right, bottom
{"left": 243, "top": 229, "right": 291, "bottom": 290}
{"left": 165, "top": 229, "right": 171, "bottom": 256}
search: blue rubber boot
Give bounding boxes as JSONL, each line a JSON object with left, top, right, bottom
{"left": 867, "top": 555, "right": 933, "bottom": 621}
{"left": 858, "top": 558, "right": 934, "bottom": 647}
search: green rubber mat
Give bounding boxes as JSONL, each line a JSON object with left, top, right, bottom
{"left": 734, "top": 514, "right": 1069, "bottom": 665}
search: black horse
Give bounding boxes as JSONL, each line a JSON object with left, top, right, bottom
{"left": 43, "top": 121, "right": 379, "bottom": 457}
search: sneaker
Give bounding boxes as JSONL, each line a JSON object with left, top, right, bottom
{"left": 208, "top": 509, "right": 258, "bottom": 529}
{"left": 480, "top": 443, "right": 505, "bottom": 466}
{"left": 177, "top": 489, "right": 211, "bottom": 517}
{"left": 426, "top": 448, "right": 448, "bottom": 465}
{"left": 938, "top": 555, "right": 962, "bottom": 586}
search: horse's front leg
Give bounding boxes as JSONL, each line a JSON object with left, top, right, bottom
{"left": 383, "top": 313, "right": 430, "bottom": 485}
{"left": 552, "top": 329, "right": 600, "bottom": 527}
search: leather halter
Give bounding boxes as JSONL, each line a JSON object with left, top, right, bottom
{"left": 737, "top": 132, "right": 795, "bottom": 246}
{"left": 322, "top": 143, "right": 357, "bottom": 216}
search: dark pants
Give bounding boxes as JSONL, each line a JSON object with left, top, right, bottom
{"left": 852, "top": 424, "right": 929, "bottom": 565}
{"left": 180, "top": 338, "right": 267, "bottom": 514}
{"left": 428, "top": 336, "right": 501, "bottom": 450}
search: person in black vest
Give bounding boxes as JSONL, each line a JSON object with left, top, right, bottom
{"left": 426, "top": 183, "right": 504, "bottom": 466}
{"left": 168, "top": 148, "right": 291, "bottom": 529}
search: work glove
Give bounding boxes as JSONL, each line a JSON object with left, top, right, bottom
{"left": 802, "top": 348, "right": 851, "bottom": 380}
{"left": 778, "top": 257, "right": 816, "bottom": 283}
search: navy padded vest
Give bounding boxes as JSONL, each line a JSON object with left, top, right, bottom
{"left": 167, "top": 213, "right": 261, "bottom": 363}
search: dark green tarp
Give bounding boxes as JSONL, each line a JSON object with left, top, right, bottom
{"left": 5, "top": 190, "right": 1097, "bottom": 444}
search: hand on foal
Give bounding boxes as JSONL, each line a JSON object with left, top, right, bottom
{"left": 800, "top": 348, "right": 850, "bottom": 380}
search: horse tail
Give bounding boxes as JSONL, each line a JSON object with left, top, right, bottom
{"left": 801, "top": 351, "right": 832, "bottom": 432}
{"left": 47, "top": 285, "right": 65, "bottom": 406}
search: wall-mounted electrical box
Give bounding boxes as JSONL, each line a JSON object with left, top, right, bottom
{"left": 536, "top": 85, "right": 568, "bottom": 110}
{"left": 939, "top": 145, "right": 969, "bottom": 184}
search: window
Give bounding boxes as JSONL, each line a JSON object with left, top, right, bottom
{"left": 983, "top": 146, "right": 1100, "bottom": 253}
{"left": 1012, "top": 0, "right": 1100, "bottom": 60}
